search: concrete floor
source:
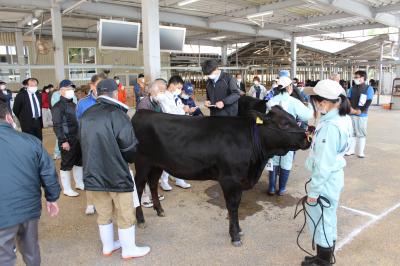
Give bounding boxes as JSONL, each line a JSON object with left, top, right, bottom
{"left": 16, "top": 105, "right": 400, "bottom": 266}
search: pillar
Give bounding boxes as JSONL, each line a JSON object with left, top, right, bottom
{"left": 320, "top": 60, "right": 324, "bottom": 80}
{"left": 51, "top": 0, "right": 65, "bottom": 83}
{"left": 377, "top": 42, "right": 384, "bottom": 105}
{"left": 15, "top": 29, "right": 26, "bottom": 79}
{"left": 142, "top": 0, "right": 161, "bottom": 81}
{"left": 396, "top": 30, "right": 400, "bottom": 78}
{"left": 221, "top": 44, "right": 228, "bottom": 66}
{"left": 290, "top": 34, "right": 297, "bottom": 79}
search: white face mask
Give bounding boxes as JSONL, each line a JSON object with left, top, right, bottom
{"left": 140, "top": 78, "right": 145, "bottom": 83}
{"left": 27, "top": 86, "right": 38, "bottom": 94}
{"left": 116, "top": 80, "right": 120, "bottom": 85}
{"left": 0, "top": 85, "right": 6, "bottom": 90}
{"left": 293, "top": 83, "right": 298, "bottom": 87}
{"left": 155, "top": 92, "right": 167, "bottom": 103}
{"left": 64, "top": 90, "right": 75, "bottom": 99}
{"left": 181, "top": 93, "right": 189, "bottom": 100}
{"left": 354, "top": 79, "right": 361, "bottom": 86}
{"left": 45, "top": 89, "right": 50, "bottom": 93}
{"left": 254, "top": 81, "right": 260, "bottom": 86}
{"left": 173, "top": 89, "right": 182, "bottom": 96}
{"left": 237, "top": 79, "right": 242, "bottom": 83}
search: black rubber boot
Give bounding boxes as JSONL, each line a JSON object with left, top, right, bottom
{"left": 301, "top": 245, "right": 333, "bottom": 266}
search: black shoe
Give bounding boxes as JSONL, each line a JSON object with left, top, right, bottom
{"left": 301, "top": 245, "right": 334, "bottom": 266}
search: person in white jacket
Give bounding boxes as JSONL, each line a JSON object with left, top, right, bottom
{"left": 247, "top": 76, "right": 268, "bottom": 100}
{"left": 156, "top": 76, "right": 191, "bottom": 190}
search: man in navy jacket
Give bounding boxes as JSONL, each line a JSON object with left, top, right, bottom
{"left": 0, "top": 101, "right": 60, "bottom": 266}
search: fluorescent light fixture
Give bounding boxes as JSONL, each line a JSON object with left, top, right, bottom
{"left": 247, "top": 10, "right": 273, "bottom": 19}
{"left": 210, "top": 36, "right": 226, "bottom": 40}
{"left": 301, "top": 22, "right": 320, "bottom": 27}
{"left": 27, "top": 18, "right": 38, "bottom": 26}
{"left": 178, "top": 0, "right": 200, "bottom": 6}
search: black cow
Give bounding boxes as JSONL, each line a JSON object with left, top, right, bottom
{"left": 132, "top": 106, "right": 311, "bottom": 246}
{"left": 238, "top": 96, "right": 267, "bottom": 116}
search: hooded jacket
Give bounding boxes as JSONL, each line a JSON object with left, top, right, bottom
{"left": 79, "top": 96, "right": 138, "bottom": 192}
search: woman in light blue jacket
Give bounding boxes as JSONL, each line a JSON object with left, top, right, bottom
{"left": 300, "top": 80, "right": 352, "bottom": 266}
{"left": 267, "top": 76, "right": 313, "bottom": 195}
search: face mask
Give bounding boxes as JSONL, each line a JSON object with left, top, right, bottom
{"left": 354, "top": 79, "right": 361, "bottom": 85}
{"left": 254, "top": 81, "right": 260, "bottom": 86}
{"left": 116, "top": 80, "right": 120, "bottom": 85}
{"left": 64, "top": 90, "right": 75, "bottom": 99}
{"left": 237, "top": 79, "right": 242, "bottom": 83}
{"left": 293, "top": 83, "right": 297, "bottom": 87}
{"left": 45, "top": 89, "right": 50, "bottom": 93}
{"left": 27, "top": 87, "right": 38, "bottom": 94}
{"left": 155, "top": 92, "right": 167, "bottom": 103}
{"left": 208, "top": 73, "right": 218, "bottom": 80}
{"left": 0, "top": 85, "right": 6, "bottom": 90}
{"left": 181, "top": 94, "right": 189, "bottom": 100}
{"left": 173, "top": 89, "right": 182, "bottom": 96}
{"left": 140, "top": 78, "right": 145, "bottom": 83}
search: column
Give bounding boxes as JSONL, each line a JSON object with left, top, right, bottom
{"left": 51, "top": 0, "right": 65, "bottom": 83}
{"left": 15, "top": 29, "right": 26, "bottom": 79}
{"left": 221, "top": 44, "right": 228, "bottom": 66}
{"left": 377, "top": 42, "right": 384, "bottom": 105}
{"left": 320, "top": 60, "right": 324, "bottom": 80}
{"left": 142, "top": 0, "right": 161, "bottom": 81}
{"left": 290, "top": 34, "right": 297, "bottom": 79}
{"left": 396, "top": 30, "right": 400, "bottom": 78}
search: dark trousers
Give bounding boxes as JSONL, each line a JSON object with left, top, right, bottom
{"left": 60, "top": 137, "right": 82, "bottom": 171}
{"left": 0, "top": 219, "right": 40, "bottom": 266}
{"left": 22, "top": 119, "right": 43, "bottom": 141}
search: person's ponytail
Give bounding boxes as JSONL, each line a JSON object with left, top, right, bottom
{"left": 338, "top": 94, "right": 351, "bottom": 116}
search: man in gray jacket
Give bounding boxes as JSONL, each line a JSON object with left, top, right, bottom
{"left": 0, "top": 102, "right": 60, "bottom": 266}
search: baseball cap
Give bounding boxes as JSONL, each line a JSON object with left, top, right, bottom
{"left": 59, "top": 79, "right": 74, "bottom": 89}
{"left": 97, "top": 78, "right": 118, "bottom": 94}
{"left": 183, "top": 82, "right": 194, "bottom": 95}
{"left": 278, "top": 76, "right": 292, "bottom": 88}
{"left": 303, "top": 79, "right": 345, "bottom": 100}
{"left": 279, "top": 70, "right": 290, "bottom": 78}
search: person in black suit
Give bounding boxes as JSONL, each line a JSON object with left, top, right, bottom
{"left": 235, "top": 73, "right": 246, "bottom": 95}
{"left": 13, "top": 78, "right": 43, "bottom": 140}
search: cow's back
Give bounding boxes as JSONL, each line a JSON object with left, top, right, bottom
{"left": 132, "top": 110, "right": 255, "bottom": 180}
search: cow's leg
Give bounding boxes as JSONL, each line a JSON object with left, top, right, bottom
{"left": 220, "top": 181, "right": 243, "bottom": 247}
{"left": 134, "top": 156, "right": 151, "bottom": 228}
{"left": 148, "top": 167, "right": 165, "bottom": 217}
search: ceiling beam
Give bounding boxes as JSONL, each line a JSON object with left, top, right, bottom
{"left": 314, "top": 0, "right": 400, "bottom": 28}
{"left": 207, "top": 0, "right": 305, "bottom": 23}
{"left": 294, "top": 22, "right": 386, "bottom": 37}
{"left": 374, "top": 3, "right": 400, "bottom": 13}
{"left": 0, "top": 0, "right": 291, "bottom": 40}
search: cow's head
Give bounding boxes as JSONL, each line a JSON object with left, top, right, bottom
{"left": 253, "top": 106, "right": 312, "bottom": 156}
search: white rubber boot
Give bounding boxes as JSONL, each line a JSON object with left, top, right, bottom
{"left": 160, "top": 171, "right": 172, "bottom": 191}
{"left": 175, "top": 178, "right": 191, "bottom": 189}
{"left": 118, "top": 225, "right": 150, "bottom": 260}
{"left": 357, "top": 137, "right": 366, "bottom": 158}
{"left": 72, "top": 166, "right": 85, "bottom": 190}
{"left": 85, "top": 205, "right": 96, "bottom": 215}
{"left": 99, "top": 223, "right": 121, "bottom": 256}
{"left": 346, "top": 137, "right": 356, "bottom": 156}
{"left": 60, "top": 170, "right": 79, "bottom": 197}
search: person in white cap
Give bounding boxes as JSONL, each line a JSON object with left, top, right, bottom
{"left": 266, "top": 76, "right": 313, "bottom": 196}
{"left": 300, "top": 79, "right": 352, "bottom": 266}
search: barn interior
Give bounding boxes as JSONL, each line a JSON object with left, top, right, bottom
{"left": 1, "top": 0, "right": 400, "bottom": 265}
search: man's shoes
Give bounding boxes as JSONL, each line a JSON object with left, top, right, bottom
{"left": 175, "top": 179, "right": 191, "bottom": 189}
{"left": 85, "top": 205, "right": 96, "bottom": 215}
{"left": 160, "top": 181, "right": 172, "bottom": 191}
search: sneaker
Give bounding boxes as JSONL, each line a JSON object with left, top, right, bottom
{"left": 175, "top": 180, "right": 191, "bottom": 189}
{"left": 142, "top": 201, "right": 154, "bottom": 208}
{"left": 160, "top": 181, "right": 172, "bottom": 191}
{"left": 85, "top": 205, "right": 96, "bottom": 215}
{"left": 158, "top": 194, "right": 165, "bottom": 201}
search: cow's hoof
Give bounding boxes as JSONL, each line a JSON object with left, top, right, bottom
{"left": 231, "top": 240, "right": 242, "bottom": 247}
{"left": 137, "top": 222, "right": 146, "bottom": 229}
{"left": 239, "top": 231, "right": 244, "bottom": 236}
{"left": 157, "top": 211, "right": 166, "bottom": 217}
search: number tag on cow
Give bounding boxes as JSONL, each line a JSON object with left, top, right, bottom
{"left": 265, "top": 159, "right": 274, "bottom": 171}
